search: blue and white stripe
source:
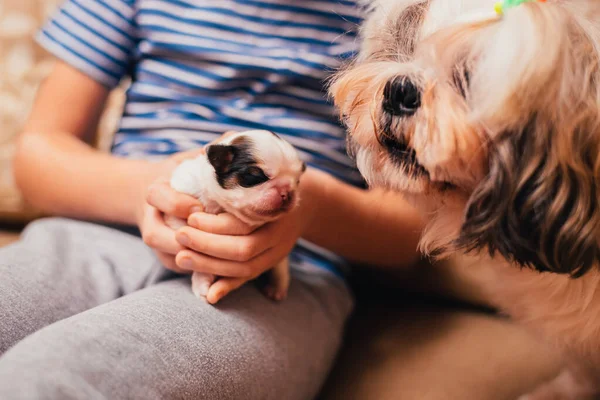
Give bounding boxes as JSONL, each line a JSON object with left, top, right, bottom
{"left": 38, "top": 0, "right": 365, "bottom": 278}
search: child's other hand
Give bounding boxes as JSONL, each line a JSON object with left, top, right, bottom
{"left": 136, "top": 149, "right": 205, "bottom": 273}
{"left": 173, "top": 174, "right": 318, "bottom": 304}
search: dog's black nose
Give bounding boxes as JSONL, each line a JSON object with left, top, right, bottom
{"left": 382, "top": 77, "right": 421, "bottom": 116}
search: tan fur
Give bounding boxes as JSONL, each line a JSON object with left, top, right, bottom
{"left": 331, "top": 0, "right": 600, "bottom": 397}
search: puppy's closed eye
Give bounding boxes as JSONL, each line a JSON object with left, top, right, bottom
{"left": 452, "top": 66, "right": 470, "bottom": 98}
{"left": 238, "top": 166, "right": 269, "bottom": 188}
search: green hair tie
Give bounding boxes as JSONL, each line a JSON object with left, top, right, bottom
{"left": 494, "top": 0, "right": 546, "bottom": 15}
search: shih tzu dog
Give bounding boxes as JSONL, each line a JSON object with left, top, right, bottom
{"left": 331, "top": 0, "right": 600, "bottom": 397}
{"left": 168, "top": 130, "right": 305, "bottom": 302}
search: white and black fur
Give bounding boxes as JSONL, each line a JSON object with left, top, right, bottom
{"left": 168, "top": 130, "right": 305, "bottom": 301}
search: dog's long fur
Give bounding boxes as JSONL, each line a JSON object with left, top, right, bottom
{"left": 331, "top": 0, "right": 600, "bottom": 396}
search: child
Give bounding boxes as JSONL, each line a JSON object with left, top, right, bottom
{"left": 0, "top": 1, "right": 423, "bottom": 398}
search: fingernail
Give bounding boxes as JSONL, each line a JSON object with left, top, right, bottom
{"left": 188, "top": 213, "right": 204, "bottom": 227}
{"left": 190, "top": 206, "right": 204, "bottom": 214}
{"left": 179, "top": 257, "right": 193, "bottom": 270}
{"left": 176, "top": 233, "right": 190, "bottom": 246}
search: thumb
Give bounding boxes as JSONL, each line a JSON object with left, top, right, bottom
{"left": 207, "top": 277, "right": 247, "bottom": 304}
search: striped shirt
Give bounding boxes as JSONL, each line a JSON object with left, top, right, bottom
{"left": 38, "top": 0, "right": 363, "bottom": 278}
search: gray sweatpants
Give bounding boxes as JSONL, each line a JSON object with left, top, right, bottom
{"left": 0, "top": 218, "right": 353, "bottom": 400}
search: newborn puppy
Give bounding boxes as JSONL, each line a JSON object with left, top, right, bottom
{"left": 168, "top": 130, "right": 305, "bottom": 302}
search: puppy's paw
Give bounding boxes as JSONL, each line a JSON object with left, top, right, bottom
{"left": 262, "top": 284, "right": 288, "bottom": 302}
{"left": 191, "top": 272, "right": 215, "bottom": 300}
{"left": 262, "top": 258, "right": 290, "bottom": 302}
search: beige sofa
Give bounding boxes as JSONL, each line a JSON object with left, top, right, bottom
{"left": 0, "top": 2, "right": 563, "bottom": 398}
{"left": 0, "top": 0, "right": 122, "bottom": 223}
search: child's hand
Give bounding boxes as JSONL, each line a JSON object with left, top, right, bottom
{"left": 137, "top": 131, "right": 238, "bottom": 273}
{"left": 136, "top": 149, "right": 205, "bottom": 273}
{"left": 173, "top": 179, "right": 317, "bottom": 304}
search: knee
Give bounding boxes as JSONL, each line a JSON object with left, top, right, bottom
{"left": 21, "top": 217, "right": 76, "bottom": 242}
{"left": 20, "top": 218, "right": 98, "bottom": 256}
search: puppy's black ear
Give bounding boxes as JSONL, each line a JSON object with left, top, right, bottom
{"left": 457, "top": 120, "right": 600, "bottom": 277}
{"left": 207, "top": 145, "right": 235, "bottom": 175}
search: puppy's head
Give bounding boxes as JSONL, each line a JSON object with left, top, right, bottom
{"left": 206, "top": 130, "right": 305, "bottom": 224}
{"left": 331, "top": 0, "right": 600, "bottom": 276}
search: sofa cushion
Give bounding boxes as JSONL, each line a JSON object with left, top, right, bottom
{"left": 320, "top": 292, "right": 562, "bottom": 400}
{"left": 0, "top": 1, "right": 124, "bottom": 223}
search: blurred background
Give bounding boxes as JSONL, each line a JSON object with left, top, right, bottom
{"left": 0, "top": 0, "right": 123, "bottom": 224}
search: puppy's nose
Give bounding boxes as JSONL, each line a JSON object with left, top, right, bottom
{"left": 280, "top": 191, "right": 294, "bottom": 210}
{"left": 382, "top": 77, "right": 421, "bottom": 116}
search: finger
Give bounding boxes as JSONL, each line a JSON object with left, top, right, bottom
{"left": 141, "top": 205, "right": 185, "bottom": 254}
{"left": 146, "top": 182, "right": 203, "bottom": 219}
{"left": 176, "top": 226, "right": 271, "bottom": 261}
{"left": 175, "top": 241, "right": 293, "bottom": 279}
{"left": 187, "top": 212, "right": 256, "bottom": 235}
{"left": 206, "top": 277, "right": 247, "bottom": 304}
{"left": 155, "top": 250, "right": 189, "bottom": 274}
{"left": 175, "top": 249, "right": 253, "bottom": 278}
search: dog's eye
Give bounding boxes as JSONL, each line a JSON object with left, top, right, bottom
{"left": 238, "top": 166, "right": 269, "bottom": 188}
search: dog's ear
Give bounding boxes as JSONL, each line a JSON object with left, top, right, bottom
{"left": 207, "top": 136, "right": 257, "bottom": 189}
{"left": 207, "top": 144, "right": 236, "bottom": 175}
{"left": 457, "top": 118, "right": 600, "bottom": 277}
